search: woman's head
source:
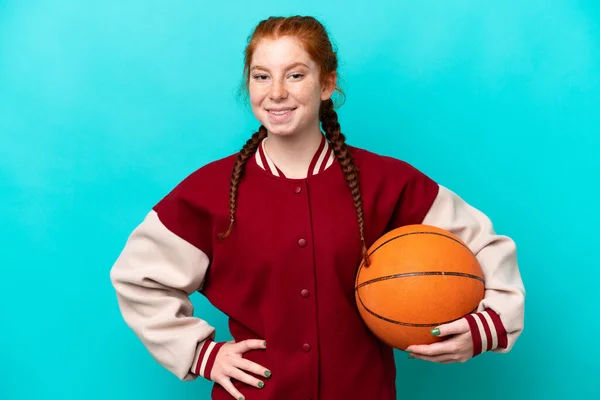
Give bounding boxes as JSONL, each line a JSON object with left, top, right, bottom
{"left": 221, "top": 16, "right": 369, "bottom": 265}
{"left": 242, "top": 17, "right": 342, "bottom": 138}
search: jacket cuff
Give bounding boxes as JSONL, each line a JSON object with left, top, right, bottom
{"left": 192, "top": 339, "right": 226, "bottom": 380}
{"left": 465, "top": 308, "right": 508, "bottom": 356}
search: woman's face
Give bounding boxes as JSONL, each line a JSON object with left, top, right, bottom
{"left": 248, "top": 36, "right": 335, "bottom": 138}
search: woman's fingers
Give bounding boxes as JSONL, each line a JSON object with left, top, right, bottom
{"left": 211, "top": 339, "right": 271, "bottom": 399}
{"left": 216, "top": 375, "right": 246, "bottom": 400}
{"left": 232, "top": 357, "right": 271, "bottom": 379}
{"left": 226, "top": 365, "right": 266, "bottom": 389}
{"left": 409, "top": 352, "right": 460, "bottom": 363}
{"left": 234, "top": 339, "right": 267, "bottom": 353}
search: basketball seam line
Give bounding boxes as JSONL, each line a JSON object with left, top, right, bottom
{"left": 355, "top": 271, "right": 485, "bottom": 290}
{"left": 355, "top": 230, "right": 474, "bottom": 285}
{"left": 369, "top": 231, "right": 470, "bottom": 258}
{"left": 357, "top": 293, "right": 479, "bottom": 327}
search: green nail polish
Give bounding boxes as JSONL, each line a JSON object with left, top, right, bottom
{"left": 408, "top": 353, "right": 414, "bottom": 359}
{"left": 239, "top": 398, "right": 244, "bottom": 400}
{"left": 263, "top": 341, "right": 267, "bottom": 347}
{"left": 265, "top": 370, "right": 271, "bottom": 378}
{"left": 431, "top": 328, "right": 440, "bottom": 336}
{"left": 258, "top": 381, "right": 264, "bottom": 388}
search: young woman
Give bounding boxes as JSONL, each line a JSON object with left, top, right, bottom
{"left": 110, "top": 15, "right": 525, "bottom": 400}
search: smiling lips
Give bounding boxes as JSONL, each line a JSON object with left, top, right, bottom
{"left": 267, "top": 107, "right": 297, "bottom": 122}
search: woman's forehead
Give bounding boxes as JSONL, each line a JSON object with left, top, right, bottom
{"left": 251, "top": 37, "right": 316, "bottom": 70}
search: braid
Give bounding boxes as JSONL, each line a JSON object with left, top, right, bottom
{"left": 320, "top": 99, "right": 370, "bottom": 266}
{"left": 218, "top": 125, "right": 268, "bottom": 240}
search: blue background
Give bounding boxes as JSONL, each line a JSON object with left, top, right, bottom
{"left": 1, "top": 0, "right": 598, "bottom": 399}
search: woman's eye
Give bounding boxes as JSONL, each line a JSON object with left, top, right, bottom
{"left": 252, "top": 73, "right": 303, "bottom": 81}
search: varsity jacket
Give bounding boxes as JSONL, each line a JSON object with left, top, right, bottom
{"left": 110, "top": 134, "right": 525, "bottom": 400}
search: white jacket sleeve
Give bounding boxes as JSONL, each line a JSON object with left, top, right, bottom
{"left": 110, "top": 209, "right": 222, "bottom": 380}
{"left": 422, "top": 185, "right": 525, "bottom": 354}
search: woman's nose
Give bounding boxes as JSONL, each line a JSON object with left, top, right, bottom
{"left": 269, "top": 80, "right": 288, "bottom": 100}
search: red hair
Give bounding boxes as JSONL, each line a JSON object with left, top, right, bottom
{"left": 242, "top": 16, "right": 342, "bottom": 98}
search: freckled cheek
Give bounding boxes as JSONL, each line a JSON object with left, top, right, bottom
{"left": 288, "top": 87, "right": 314, "bottom": 105}
{"left": 248, "top": 97, "right": 264, "bottom": 114}
{"left": 294, "top": 90, "right": 321, "bottom": 113}
{"left": 249, "top": 87, "right": 269, "bottom": 107}
{"left": 249, "top": 96, "right": 260, "bottom": 109}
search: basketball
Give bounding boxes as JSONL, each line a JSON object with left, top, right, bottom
{"left": 355, "top": 224, "right": 485, "bottom": 350}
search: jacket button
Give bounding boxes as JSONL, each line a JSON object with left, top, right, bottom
{"left": 294, "top": 186, "right": 302, "bottom": 194}
{"left": 298, "top": 238, "right": 307, "bottom": 247}
{"left": 303, "top": 343, "right": 311, "bottom": 352}
{"left": 301, "top": 289, "right": 310, "bottom": 298}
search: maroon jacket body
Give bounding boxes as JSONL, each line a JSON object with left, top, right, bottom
{"left": 110, "top": 136, "right": 525, "bottom": 399}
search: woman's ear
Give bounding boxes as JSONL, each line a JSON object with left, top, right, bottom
{"left": 321, "top": 72, "right": 337, "bottom": 101}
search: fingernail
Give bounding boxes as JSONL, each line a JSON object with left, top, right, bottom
{"left": 431, "top": 328, "right": 440, "bottom": 336}
{"left": 263, "top": 341, "right": 267, "bottom": 348}
{"left": 239, "top": 398, "right": 244, "bottom": 400}
{"left": 265, "top": 370, "right": 271, "bottom": 378}
{"left": 408, "top": 353, "right": 415, "bottom": 359}
{"left": 258, "top": 381, "right": 264, "bottom": 388}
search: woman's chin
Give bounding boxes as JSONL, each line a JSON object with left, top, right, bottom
{"left": 263, "top": 125, "right": 297, "bottom": 137}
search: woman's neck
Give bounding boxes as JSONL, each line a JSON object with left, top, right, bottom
{"left": 264, "top": 128, "right": 323, "bottom": 179}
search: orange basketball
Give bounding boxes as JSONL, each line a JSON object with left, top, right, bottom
{"left": 355, "top": 224, "right": 485, "bottom": 350}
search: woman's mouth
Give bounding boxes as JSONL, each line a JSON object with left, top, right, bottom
{"left": 267, "top": 108, "right": 297, "bottom": 122}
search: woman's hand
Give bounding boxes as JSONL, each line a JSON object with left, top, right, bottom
{"left": 210, "top": 339, "right": 271, "bottom": 399}
{"left": 405, "top": 318, "right": 474, "bottom": 364}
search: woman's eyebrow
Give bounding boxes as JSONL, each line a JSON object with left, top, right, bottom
{"left": 250, "top": 62, "right": 310, "bottom": 72}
